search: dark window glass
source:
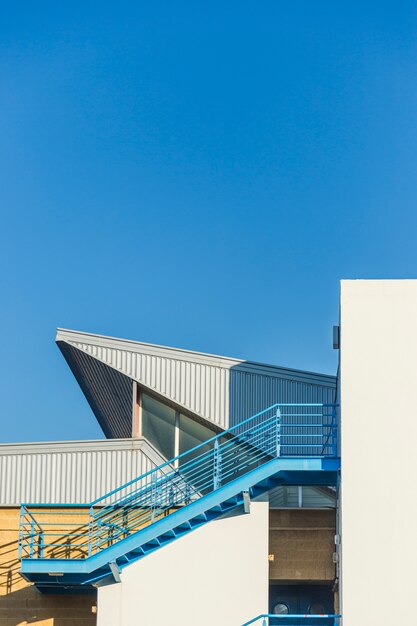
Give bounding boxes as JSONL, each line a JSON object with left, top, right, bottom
{"left": 179, "top": 413, "right": 216, "bottom": 465}
{"left": 302, "top": 486, "right": 336, "bottom": 508}
{"left": 142, "top": 394, "right": 176, "bottom": 460}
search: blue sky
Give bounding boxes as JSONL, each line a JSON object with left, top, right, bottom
{"left": 1, "top": 1, "right": 417, "bottom": 442}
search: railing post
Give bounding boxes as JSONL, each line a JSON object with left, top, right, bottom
{"left": 96, "top": 519, "right": 101, "bottom": 552}
{"left": 184, "top": 481, "right": 191, "bottom": 504}
{"left": 213, "top": 439, "right": 222, "bottom": 490}
{"left": 151, "top": 473, "right": 156, "bottom": 521}
{"left": 333, "top": 404, "right": 338, "bottom": 457}
{"left": 17, "top": 506, "right": 24, "bottom": 559}
{"left": 38, "top": 531, "right": 44, "bottom": 558}
{"left": 29, "top": 520, "right": 35, "bottom": 558}
{"left": 151, "top": 473, "right": 158, "bottom": 522}
{"left": 169, "top": 484, "right": 175, "bottom": 507}
{"left": 88, "top": 505, "right": 94, "bottom": 557}
{"left": 123, "top": 508, "right": 128, "bottom": 539}
{"left": 262, "top": 617, "right": 267, "bottom": 626}
{"left": 275, "top": 407, "right": 281, "bottom": 457}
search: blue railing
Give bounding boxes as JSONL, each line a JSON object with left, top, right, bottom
{"left": 19, "top": 403, "right": 338, "bottom": 561}
{"left": 242, "top": 615, "right": 341, "bottom": 626}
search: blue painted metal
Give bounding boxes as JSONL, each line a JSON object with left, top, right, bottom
{"left": 242, "top": 615, "right": 342, "bottom": 626}
{"left": 19, "top": 403, "right": 339, "bottom": 590}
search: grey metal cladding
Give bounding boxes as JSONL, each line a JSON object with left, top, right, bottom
{"left": 56, "top": 328, "right": 336, "bottom": 434}
{"left": 57, "top": 330, "right": 231, "bottom": 429}
{"left": 58, "top": 341, "right": 133, "bottom": 438}
{"left": 229, "top": 367, "right": 336, "bottom": 426}
{"left": 268, "top": 485, "right": 336, "bottom": 509}
{"left": 0, "top": 439, "right": 163, "bottom": 506}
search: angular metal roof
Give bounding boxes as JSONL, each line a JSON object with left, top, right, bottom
{"left": 56, "top": 328, "right": 336, "bottom": 438}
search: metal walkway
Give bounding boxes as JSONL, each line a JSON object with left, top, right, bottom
{"left": 19, "top": 403, "right": 339, "bottom": 591}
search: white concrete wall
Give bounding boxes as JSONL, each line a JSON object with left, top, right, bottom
{"left": 340, "top": 280, "right": 417, "bottom": 626}
{"left": 97, "top": 501, "right": 269, "bottom": 626}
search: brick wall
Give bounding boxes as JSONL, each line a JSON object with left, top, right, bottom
{"left": 0, "top": 508, "right": 96, "bottom": 626}
{"left": 269, "top": 509, "right": 336, "bottom": 581}
{"left": 0, "top": 505, "right": 336, "bottom": 623}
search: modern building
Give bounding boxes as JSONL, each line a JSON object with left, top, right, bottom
{"left": 0, "top": 279, "right": 413, "bottom": 626}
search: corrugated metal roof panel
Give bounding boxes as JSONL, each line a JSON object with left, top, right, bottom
{"left": 268, "top": 486, "right": 336, "bottom": 509}
{"left": 229, "top": 368, "right": 335, "bottom": 425}
{"left": 56, "top": 328, "right": 335, "bottom": 384}
{"left": 56, "top": 329, "right": 336, "bottom": 435}
{"left": 58, "top": 334, "right": 230, "bottom": 429}
{"left": 59, "top": 342, "right": 133, "bottom": 438}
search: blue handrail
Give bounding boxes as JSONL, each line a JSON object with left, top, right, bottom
{"left": 19, "top": 403, "right": 338, "bottom": 561}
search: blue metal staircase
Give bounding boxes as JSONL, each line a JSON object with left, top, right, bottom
{"left": 19, "top": 404, "right": 339, "bottom": 592}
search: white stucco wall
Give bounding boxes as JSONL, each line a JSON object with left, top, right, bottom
{"left": 340, "top": 280, "right": 417, "bottom": 626}
{"left": 97, "top": 501, "right": 269, "bottom": 626}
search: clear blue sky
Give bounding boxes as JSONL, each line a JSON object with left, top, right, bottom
{"left": 1, "top": 1, "right": 416, "bottom": 442}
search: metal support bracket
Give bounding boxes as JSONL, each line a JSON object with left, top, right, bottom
{"left": 243, "top": 490, "right": 251, "bottom": 514}
{"left": 109, "top": 561, "right": 121, "bottom": 583}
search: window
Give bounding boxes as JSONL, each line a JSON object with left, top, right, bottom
{"left": 141, "top": 392, "right": 218, "bottom": 465}
{"left": 273, "top": 602, "right": 289, "bottom": 615}
{"left": 142, "top": 394, "right": 176, "bottom": 460}
{"left": 179, "top": 413, "right": 216, "bottom": 464}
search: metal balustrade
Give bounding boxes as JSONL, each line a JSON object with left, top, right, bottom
{"left": 19, "top": 403, "right": 338, "bottom": 563}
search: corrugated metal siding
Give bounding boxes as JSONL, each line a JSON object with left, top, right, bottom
{"left": 56, "top": 329, "right": 336, "bottom": 434}
{"left": 229, "top": 368, "right": 335, "bottom": 425}
{"left": 268, "top": 486, "right": 336, "bottom": 509}
{"left": 59, "top": 342, "right": 133, "bottom": 438}
{"left": 0, "top": 440, "right": 161, "bottom": 506}
{"left": 62, "top": 338, "right": 230, "bottom": 428}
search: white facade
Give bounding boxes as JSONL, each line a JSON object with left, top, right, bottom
{"left": 97, "top": 501, "right": 269, "bottom": 626}
{"left": 18, "top": 281, "right": 417, "bottom": 625}
{"left": 340, "top": 280, "right": 417, "bottom": 626}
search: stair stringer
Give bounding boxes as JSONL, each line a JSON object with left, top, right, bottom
{"left": 21, "top": 456, "right": 339, "bottom": 590}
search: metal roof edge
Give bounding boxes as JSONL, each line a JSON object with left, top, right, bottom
{"left": 57, "top": 340, "right": 228, "bottom": 432}
{"left": 0, "top": 438, "right": 164, "bottom": 461}
{"left": 56, "top": 328, "right": 336, "bottom": 386}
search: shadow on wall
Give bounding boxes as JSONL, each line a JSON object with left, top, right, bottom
{"left": 0, "top": 508, "right": 96, "bottom": 626}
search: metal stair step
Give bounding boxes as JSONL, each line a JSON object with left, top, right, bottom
{"left": 189, "top": 514, "right": 208, "bottom": 527}
{"left": 176, "top": 521, "right": 192, "bottom": 532}
{"left": 141, "top": 539, "right": 161, "bottom": 553}
{"left": 221, "top": 498, "right": 239, "bottom": 508}
{"left": 159, "top": 530, "right": 177, "bottom": 543}
{"left": 19, "top": 402, "right": 340, "bottom": 592}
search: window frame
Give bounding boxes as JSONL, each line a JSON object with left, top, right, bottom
{"left": 135, "top": 386, "right": 223, "bottom": 463}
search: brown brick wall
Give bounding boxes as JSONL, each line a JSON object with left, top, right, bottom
{"left": 0, "top": 508, "right": 96, "bottom": 626}
{"left": 269, "top": 509, "right": 336, "bottom": 581}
